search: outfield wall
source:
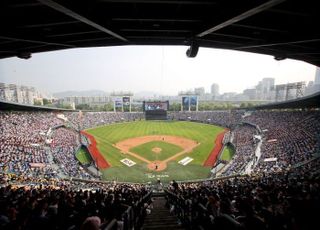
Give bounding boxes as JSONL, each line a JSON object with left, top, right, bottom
{"left": 203, "top": 129, "right": 228, "bottom": 167}
{"left": 80, "top": 131, "right": 111, "bottom": 169}
{"left": 145, "top": 110, "right": 167, "bottom": 120}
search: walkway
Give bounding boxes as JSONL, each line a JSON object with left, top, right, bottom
{"left": 142, "top": 195, "right": 184, "bottom": 230}
{"left": 45, "top": 147, "right": 66, "bottom": 178}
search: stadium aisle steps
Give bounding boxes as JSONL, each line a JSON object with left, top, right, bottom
{"left": 142, "top": 195, "right": 184, "bottom": 230}
{"left": 45, "top": 147, "right": 66, "bottom": 178}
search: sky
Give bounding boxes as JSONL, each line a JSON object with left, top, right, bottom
{"left": 0, "top": 45, "right": 317, "bottom": 95}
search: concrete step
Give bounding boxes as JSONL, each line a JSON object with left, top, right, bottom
{"left": 148, "top": 210, "right": 172, "bottom": 215}
{"left": 143, "top": 224, "right": 184, "bottom": 229}
{"left": 142, "top": 195, "right": 184, "bottom": 230}
{"left": 144, "top": 219, "right": 179, "bottom": 225}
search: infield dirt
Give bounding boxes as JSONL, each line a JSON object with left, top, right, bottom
{"left": 113, "top": 135, "right": 199, "bottom": 171}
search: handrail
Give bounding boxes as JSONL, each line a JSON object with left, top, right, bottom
{"left": 292, "top": 154, "right": 320, "bottom": 169}
{"left": 121, "top": 190, "right": 152, "bottom": 230}
{"left": 103, "top": 219, "right": 117, "bottom": 230}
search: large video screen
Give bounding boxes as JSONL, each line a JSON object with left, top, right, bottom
{"left": 144, "top": 101, "right": 169, "bottom": 111}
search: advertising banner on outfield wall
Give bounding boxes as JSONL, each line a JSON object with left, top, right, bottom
{"left": 190, "top": 96, "right": 197, "bottom": 111}
{"left": 122, "top": 97, "right": 130, "bottom": 112}
{"left": 182, "top": 96, "right": 189, "bottom": 111}
{"left": 123, "top": 96, "right": 130, "bottom": 106}
{"left": 114, "top": 98, "right": 122, "bottom": 108}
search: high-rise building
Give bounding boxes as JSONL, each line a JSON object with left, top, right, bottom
{"left": 262, "top": 78, "right": 275, "bottom": 100}
{"left": 194, "top": 87, "right": 205, "bottom": 96}
{"left": 243, "top": 89, "right": 257, "bottom": 100}
{"left": 314, "top": 67, "right": 320, "bottom": 92}
{"left": 315, "top": 67, "right": 320, "bottom": 85}
{"left": 0, "top": 83, "right": 9, "bottom": 101}
{"left": 305, "top": 81, "right": 314, "bottom": 95}
{"left": 255, "top": 78, "right": 275, "bottom": 100}
{"left": 220, "top": 92, "right": 237, "bottom": 100}
{"left": 0, "top": 82, "right": 46, "bottom": 105}
{"left": 26, "top": 87, "right": 36, "bottom": 104}
{"left": 8, "top": 84, "right": 22, "bottom": 103}
{"left": 210, "top": 83, "right": 219, "bottom": 99}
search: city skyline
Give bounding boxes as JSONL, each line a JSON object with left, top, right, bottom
{"left": 0, "top": 46, "right": 316, "bottom": 95}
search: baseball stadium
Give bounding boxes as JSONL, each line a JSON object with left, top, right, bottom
{"left": 81, "top": 115, "right": 226, "bottom": 183}
{"left": 1, "top": 1, "right": 320, "bottom": 230}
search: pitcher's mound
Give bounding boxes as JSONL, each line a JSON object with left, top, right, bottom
{"left": 152, "top": 147, "right": 162, "bottom": 153}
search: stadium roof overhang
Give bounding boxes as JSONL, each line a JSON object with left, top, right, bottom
{"left": 1, "top": 0, "right": 320, "bottom": 66}
{"left": 0, "top": 99, "right": 74, "bottom": 111}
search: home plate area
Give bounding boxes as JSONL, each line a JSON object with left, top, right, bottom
{"left": 114, "top": 135, "right": 200, "bottom": 171}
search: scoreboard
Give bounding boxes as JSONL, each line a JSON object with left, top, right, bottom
{"left": 143, "top": 101, "right": 169, "bottom": 120}
{"left": 143, "top": 101, "right": 169, "bottom": 111}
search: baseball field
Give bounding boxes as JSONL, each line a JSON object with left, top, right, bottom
{"left": 85, "top": 120, "right": 225, "bottom": 183}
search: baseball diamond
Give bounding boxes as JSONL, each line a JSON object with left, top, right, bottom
{"left": 86, "top": 120, "right": 225, "bottom": 182}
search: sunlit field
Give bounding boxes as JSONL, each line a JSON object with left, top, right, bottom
{"left": 86, "top": 121, "right": 224, "bottom": 182}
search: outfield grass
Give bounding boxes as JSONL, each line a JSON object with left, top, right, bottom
{"left": 220, "top": 145, "right": 235, "bottom": 161}
{"left": 86, "top": 120, "right": 224, "bottom": 182}
{"left": 76, "top": 147, "right": 92, "bottom": 164}
{"left": 130, "top": 141, "right": 183, "bottom": 161}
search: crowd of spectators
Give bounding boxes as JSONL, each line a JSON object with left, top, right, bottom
{"left": 170, "top": 110, "right": 320, "bottom": 175}
{"left": 1, "top": 110, "right": 319, "bottom": 180}
{"left": 0, "top": 111, "right": 145, "bottom": 180}
{"left": 65, "top": 112, "right": 144, "bottom": 130}
{"left": 167, "top": 157, "right": 320, "bottom": 230}
{"left": 221, "top": 124, "right": 258, "bottom": 176}
{"left": 169, "top": 110, "right": 243, "bottom": 128}
{"left": 51, "top": 128, "right": 92, "bottom": 179}
{"left": 243, "top": 111, "right": 320, "bottom": 173}
{"left": 0, "top": 112, "right": 63, "bottom": 177}
{"left": 0, "top": 175, "right": 151, "bottom": 230}
{"left": 0, "top": 109, "right": 320, "bottom": 229}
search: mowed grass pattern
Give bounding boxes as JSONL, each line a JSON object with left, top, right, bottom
{"left": 86, "top": 121, "right": 224, "bottom": 182}
{"left": 76, "top": 147, "right": 92, "bottom": 164}
{"left": 130, "top": 141, "right": 183, "bottom": 161}
{"left": 220, "top": 145, "right": 235, "bottom": 161}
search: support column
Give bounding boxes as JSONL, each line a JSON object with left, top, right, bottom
{"left": 196, "top": 96, "right": 199, "bottom": 111}
{"left": 122, "top": 99, "right": 124, "bottom": 112}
